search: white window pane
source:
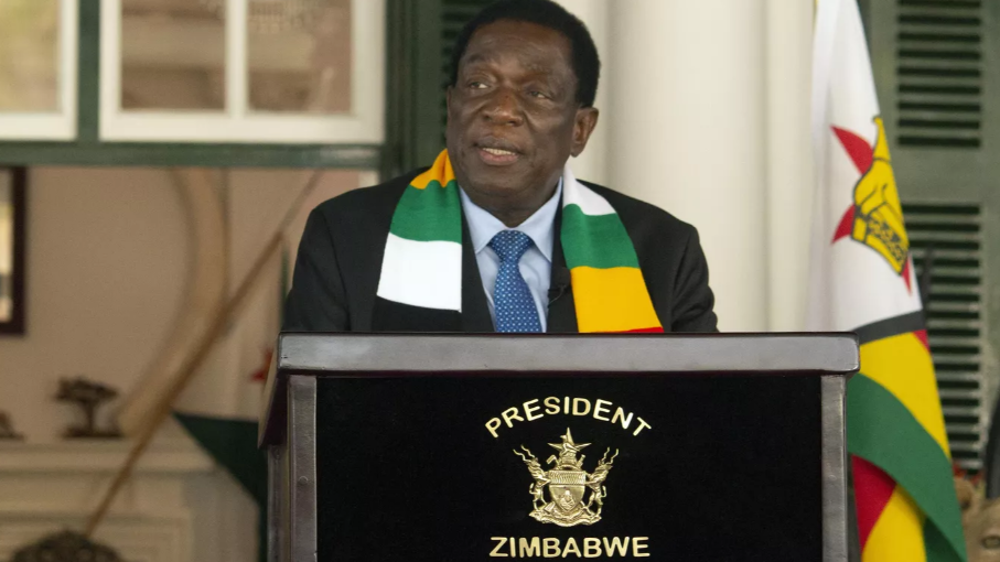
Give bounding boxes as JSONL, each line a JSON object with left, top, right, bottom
{"left": 0, "top": 0, "right": 59, "bottom": 112}
{"left": 248, "top": 0, "right": 352, "bottom": 114}
{"left": 121, "top": 0, "right": 226, "bottom": 110}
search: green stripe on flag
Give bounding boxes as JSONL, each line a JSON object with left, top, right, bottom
{"left": 847, "top": 374, "right": 966, "bottom": 562}
{"left": 925, "top": 519, "right": 963, "bottom": 562}
{"left": 389, "top": 181, "right": 462, "bottom": 243}
{"left": 561, "top": 205, "right": 639, "bottom": 269}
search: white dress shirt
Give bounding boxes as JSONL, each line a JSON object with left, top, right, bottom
{"left": 459, "top": 180, "right": 562, "bottom": 331}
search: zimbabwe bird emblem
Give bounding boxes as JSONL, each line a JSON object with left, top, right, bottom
{"left": 513, "top": 429, "right": 618, "bottom": 527}
{"left": 831, "top": 116, "right": 911, "bottom": 281}
{"left": 849, "top": 117, "right": 909, "bottom": 273}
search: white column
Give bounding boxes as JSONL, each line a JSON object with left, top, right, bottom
{"left": 608, "top": 0, "right": 768, "bottom": 331}
{"left": 553, "top": 0, "right": 611, "bottom": 186}
{"left": 765, "top": 0, "right": 814, "bottom": 331}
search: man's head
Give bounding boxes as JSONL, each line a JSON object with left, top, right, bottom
{"left": 445, "top": 0, "right": 601, "bottom": 226}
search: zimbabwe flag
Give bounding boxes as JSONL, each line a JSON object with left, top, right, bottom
{"left": 808, "top": 1, "right": 966, "bottom": 560}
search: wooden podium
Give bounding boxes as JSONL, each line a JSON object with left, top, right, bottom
{"left": 261, "top": 334, "right": 858, "bottom": 562}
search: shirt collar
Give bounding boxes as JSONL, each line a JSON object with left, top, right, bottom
{"left": 459, "top": 177, "right": 562, "bottom": 262}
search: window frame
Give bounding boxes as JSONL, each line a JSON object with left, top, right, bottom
{"left": 99, "top": 0, "right": 385, "bottom": 144}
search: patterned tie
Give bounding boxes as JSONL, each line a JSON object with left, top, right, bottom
{"left": 489, "top": 230, "right": 542, "bottom": 333}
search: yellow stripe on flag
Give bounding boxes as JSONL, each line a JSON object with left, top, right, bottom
{"left": 860, "top": 334, "right": 950, "bottom": 455}
{"left": 570, "top": 266, "right": 660, "bottom": 332}
{"left": 862, "top": 485, "right": 927, "bottom": 562}
{"left": 411, "top": 151, "right": 456, "bottom": 189}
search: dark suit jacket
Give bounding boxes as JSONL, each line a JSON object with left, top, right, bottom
{"left": 283, "top": 169, "right": 717, "bottom": 333}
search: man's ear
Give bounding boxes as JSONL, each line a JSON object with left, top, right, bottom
{"left": 571, "top": 107, "right": 599, "bottom": 157}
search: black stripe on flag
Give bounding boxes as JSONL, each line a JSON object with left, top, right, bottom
{"left": 854, "top": 311, "right": 926, "bottom": 345}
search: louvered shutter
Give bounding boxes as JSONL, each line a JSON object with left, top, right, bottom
{"left": 896, "top": 0, "right": 983, "bottom": 148}
{"left": 906, "top": 204, "right": 985, "bottom": 469}
{"left": 867, "top": 0, "right": 998, "bottom": 472}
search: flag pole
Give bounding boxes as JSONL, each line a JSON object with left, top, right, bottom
{"left": 85, "top": 170, "right": 325, "bottom": 536}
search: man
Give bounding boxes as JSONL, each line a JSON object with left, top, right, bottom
{"left": 284, "top": 0, "right": 716, "bottom": 333}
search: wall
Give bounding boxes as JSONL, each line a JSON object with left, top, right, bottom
{"left": 556, "top": 0, "right": 815, "bottom": 332}
{"left": 0, "top": 167, "right": 364, "bottom": 441}
{"left": 0, "top": 168, "right": 189, "bottom": 441}
{"left": 0, "top": 166, "right": 365, "bottom": 561}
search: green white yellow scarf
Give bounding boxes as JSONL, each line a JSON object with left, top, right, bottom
{"left": 376, "top": 150, "right": 662, "bottom": 333}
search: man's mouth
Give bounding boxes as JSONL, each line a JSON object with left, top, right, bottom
{"left": 474, "top": 140, "right": 522, "bottom": 165}
{"left": 481, "top": 147, "right": 518, "bottom": 157}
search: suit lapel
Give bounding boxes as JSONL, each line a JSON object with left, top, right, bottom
{"left": 460, "top": 212, "right": 496, "bottom": 333}
{"left": 547, "top": 205, "right": 578, "bottom": 333}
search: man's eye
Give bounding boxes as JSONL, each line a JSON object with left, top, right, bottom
{"left": 983, "top": 535, "right": 1000, "bottom": 549}
{"left": 468, "top": 81, "right": 487, "bottom": 89}
{"left": 528, "top": 90, "right": 548, "bottom": 99}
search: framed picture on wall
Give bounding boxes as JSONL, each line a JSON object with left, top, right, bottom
{"left": 0, "top": 167, "right": 26, "bottom": 334}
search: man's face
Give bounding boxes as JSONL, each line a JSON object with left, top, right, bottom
{"left": 446, "top": 20, "right": 597, "bottom": 216}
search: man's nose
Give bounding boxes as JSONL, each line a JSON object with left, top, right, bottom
{"left": 482, "top": 90, "right": 524, "bottom": 126}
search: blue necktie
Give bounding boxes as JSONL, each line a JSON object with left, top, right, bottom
{"left": 489, "top": 230, "right": 542, "bottom": 333}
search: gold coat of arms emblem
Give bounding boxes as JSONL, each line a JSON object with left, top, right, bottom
{"left": 514, "top": 429, "right": 618, "bottom": 527}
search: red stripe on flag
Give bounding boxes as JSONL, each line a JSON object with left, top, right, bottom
{"left": 832, "top": 206, "right": 854, "bottom": 243}
{"left": 832, "top": 126, "right": 874, "bottom": 174}
{"left": 914, "top": 329, "right": 930, "bottom": 352}
{"left": 624, "top": 327, "right": 665, "bottom": 333}
{"left": 852, "top": 455, "right": 898, "bottom": 549}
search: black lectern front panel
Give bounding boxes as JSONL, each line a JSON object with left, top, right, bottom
{"left": 315, "top": 374, "right": 821, "bottom": 561}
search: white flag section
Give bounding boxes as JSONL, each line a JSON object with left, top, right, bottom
{"left": 808, "top": 0, "right": 921, "bottom": 333}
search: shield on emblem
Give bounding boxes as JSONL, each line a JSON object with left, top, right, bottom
{"left": 547, "top": 470, "right": 587, "bottom": 513}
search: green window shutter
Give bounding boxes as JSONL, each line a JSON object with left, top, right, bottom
{"left": 906, "top": 204, "right": 985, "bottom": 470}
{"left": 895, "top": 0, "right": 983, "bottom": 148}
{"left": 868, "top": 0, "right": 999, "bottom": 473}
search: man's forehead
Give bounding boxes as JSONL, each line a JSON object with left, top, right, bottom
{"left": 462, "top": 51, "right": 557, "bottom": 76}
{"left": 461, "top": 20, "right": 573, "bottom": 71}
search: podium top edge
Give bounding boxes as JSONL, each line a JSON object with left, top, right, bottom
{"left": 275, "top": 333, "right": 860, "bottom": 375}
{"left": 260, "top": 333, "right": 859, "bottom": 446}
